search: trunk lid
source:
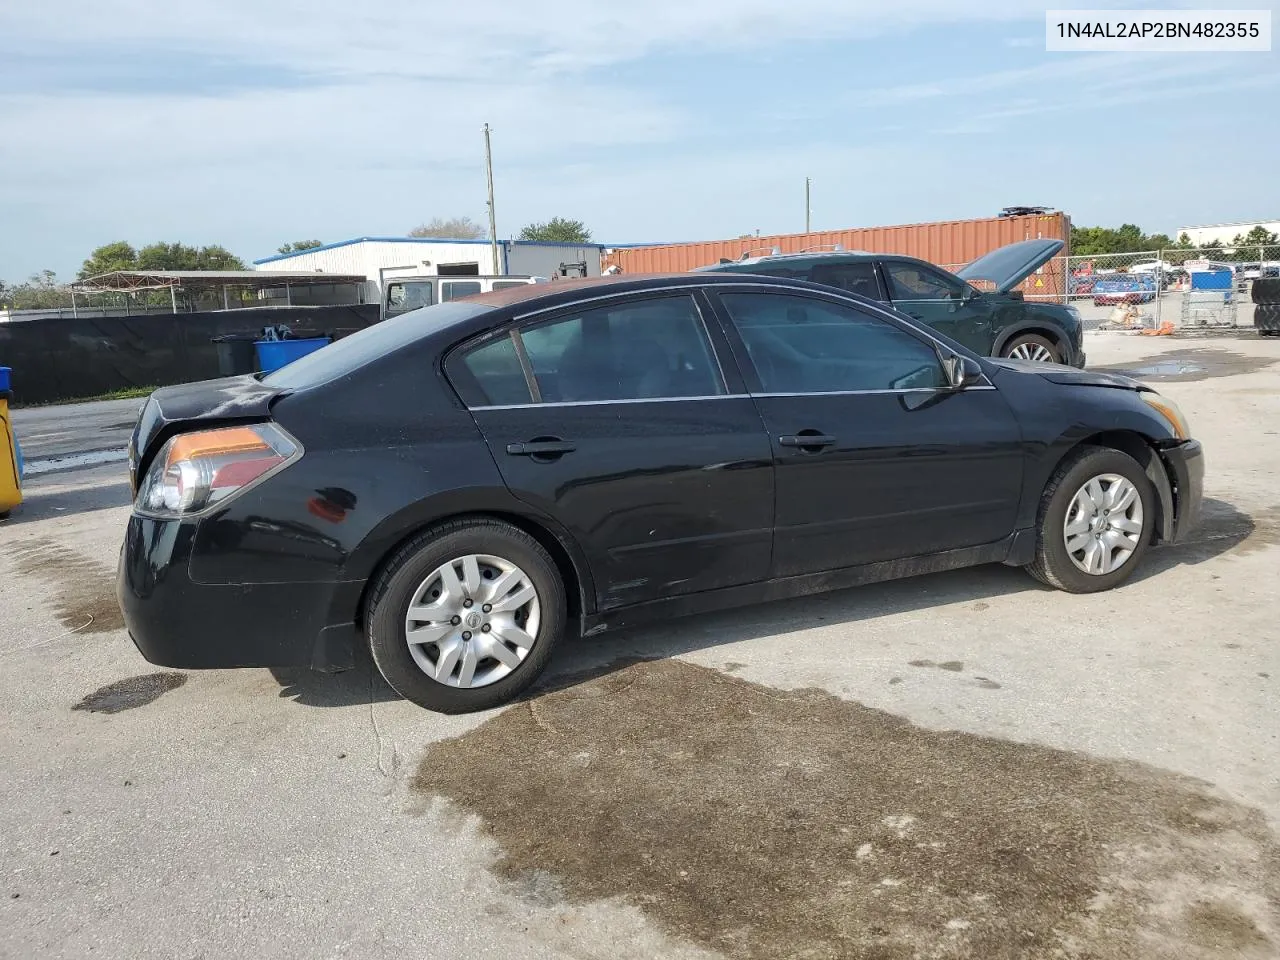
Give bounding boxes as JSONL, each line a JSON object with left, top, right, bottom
{"left": 955, "top": 238, "right": 1065, "bottom": 293}
{"left": 128, "top": 375, "right": 286, "bottom": 492}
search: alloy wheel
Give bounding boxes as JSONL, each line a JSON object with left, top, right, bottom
{"left": 1008, "top": 341, "right": 1055, "bottom": 362}
{"left": 1063, "top": 474, "right": 1144, "bottom": 576}
{"left": 403, "top": 554, "right": 541, "bottom": 688}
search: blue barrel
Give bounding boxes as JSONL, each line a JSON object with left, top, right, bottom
{"left": 254, "top": 337, "right": 331, "bottom": 373}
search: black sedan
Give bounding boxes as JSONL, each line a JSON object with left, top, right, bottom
{"left": 118, "top": 274, "right": 1204, "bottom": 713}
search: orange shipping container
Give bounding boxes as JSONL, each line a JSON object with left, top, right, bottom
{"left": 602, "top": 212, "right": 1072, "bottom": 299}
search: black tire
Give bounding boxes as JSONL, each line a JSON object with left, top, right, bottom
{"left": 365, "top": 518, "right": 567, "bottom": 714}
{"left": 1251, "top": 277, "right": 1280, "bottom": 305}
{"left": 1255, "top": 303, "right": 1280, "bottom": 333}
{"left": 1000, "top": 333, "right": 1062, "bottom": 364}
{"left": 1027, "top": 445, "right": 1155, "bottom": 594}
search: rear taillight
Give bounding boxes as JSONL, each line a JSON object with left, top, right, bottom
{"left": 134, "top": 423, "right": 299, "bottom": 519}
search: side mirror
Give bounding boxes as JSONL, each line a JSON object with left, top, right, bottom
{"left": 943, "top": 354, "right": 985, "bottom": 390}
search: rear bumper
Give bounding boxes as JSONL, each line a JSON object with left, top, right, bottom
{"left": 1161, "top": 439, "right": 1204, "bottom": 543}
{"left": 117, "top": 514, "right": 362, "bottom": 670}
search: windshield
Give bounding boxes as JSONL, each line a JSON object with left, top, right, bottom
{"left": 262, "top": 301, "right": 491, "bottom": 390}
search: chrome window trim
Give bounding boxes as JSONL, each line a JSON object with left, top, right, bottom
{"left": 466, "top": 384, "right": 995, "bottom": 411}
{"left": 499, "top": 277, "right": 973, "bottom": 360}
{"left": 451, "top": 278, "right": 997, "bottom": 408}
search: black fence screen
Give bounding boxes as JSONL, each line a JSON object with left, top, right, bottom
{"left": 0, "top": 305, "right": 379, "bottom": 405}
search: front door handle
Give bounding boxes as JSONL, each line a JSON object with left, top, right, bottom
{"left": 506, "top": 439, "right": 577, "bottom": 458}
{"left": 779, "top": 433, "right": 836, "bottom": 450}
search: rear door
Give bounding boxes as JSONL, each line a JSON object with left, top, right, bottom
{"left": 708, "top": 288, "right": 1025, "bottom": 577}
{"left": 446, "top": 290, "right": 774, "bottom": 612}
{"left": 882, "top": 259, "right": 995, "bottom": 356}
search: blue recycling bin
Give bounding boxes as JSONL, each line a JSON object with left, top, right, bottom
{"left": 254, "top": 337, "right": 331, "bottom": 374}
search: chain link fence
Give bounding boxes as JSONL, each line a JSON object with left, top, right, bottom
{"left": 1066, "top": 246, "right": 1280, "bottom": 331}
{"left": 942, "top": 246, "right": 1280, "bottom": 332}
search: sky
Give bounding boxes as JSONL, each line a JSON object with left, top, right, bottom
{"left": 1, "top": 0, "right": 1278, "bottom": 283}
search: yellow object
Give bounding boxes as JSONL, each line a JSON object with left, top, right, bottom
{"left": 0, "top": 391, "right": 22, "bottom": 517}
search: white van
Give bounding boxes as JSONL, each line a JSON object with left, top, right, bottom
{"left": 382, "top": 275, "right": 548, "bottom": 320}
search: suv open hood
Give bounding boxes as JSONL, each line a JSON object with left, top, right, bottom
{"left": 955, "top": 238, "right": 1064, "bottom": 293}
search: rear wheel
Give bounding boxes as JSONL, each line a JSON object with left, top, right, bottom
{"left": 1027, "top": 446, "right": 1154, "bottom": 593}
{"left": 1002, "top": 333, "right": 1061, "bottom": 364}
{"left": 366, "top": 519, "right": 566, "bottom": 713}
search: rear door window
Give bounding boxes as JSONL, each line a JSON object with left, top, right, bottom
{"left": 807, "top": 262, "right": 883, "bottom": 300}
{"left": 451, "top": 295, "right": 726, "bottom": 406}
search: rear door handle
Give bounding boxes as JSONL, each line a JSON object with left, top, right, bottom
{"left": 779, "top": 434, "right": 836, "bottom": 449}
{"left": 506, "top": 440, "right": 577, "bottom": 457}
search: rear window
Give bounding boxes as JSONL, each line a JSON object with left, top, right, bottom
{"left": 261, "top": 301, "right": 491, "bottom": 390}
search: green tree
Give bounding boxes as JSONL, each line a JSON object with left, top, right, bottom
{"left": 0, "top": 270, "right": 74, "bottom": 309}
{"left": 77, "top": 240, "right": 245, "bottom": 278}
{"left": 193, "top": 245, "right": 245, "bottom": 270}
{"left": 1070, "top": 223, "right": 1156, "bottom": 256}
{"left": 137, "top": 241, "right": 199, "bottom": 270}
{"left": 518, "top": 217, "right": 592, "bottom": 243}
{"left": 1229, "top": 225, "right": 1280, "bottom": 258}
{"left": 277, "top": 240, "right": 324, "bottom": 254}
{"left": 135, "top": 242, "right": 246, "bottom": 271}
{"left": 409, "top": 217, "right": 487, "bottom": 239}
{"left": 78, "top": 241, "right": 139, "bottom": 279}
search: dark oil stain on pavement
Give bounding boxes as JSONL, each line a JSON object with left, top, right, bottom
{"left": 1093, "top": 348, "right": 1277, "bottom": 383}
{"left": 908, "top": 659, "right": 964, "bottom": 672}
{"left": 8, "top": 537, "right": 124, "bottom": 633}
{"left": 73, "top": 672, "right": 186, "bottom": 714}
{"left": 414, "top": 659, "right": 1280, "bottom": 960}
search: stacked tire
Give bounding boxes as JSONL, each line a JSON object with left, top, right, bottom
{"left": 1254, "top": 278, "right": 1280, "bottom": 337}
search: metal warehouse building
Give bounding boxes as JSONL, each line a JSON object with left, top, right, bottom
{"left": 1177, "top": 220, "right": 1280, "bottom": 246}
{"left": 254, "top": 237, "right": 605, "bottom": 301}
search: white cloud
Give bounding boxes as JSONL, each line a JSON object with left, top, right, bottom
{"left": 1, "top": 0, "right": 1273, "bottom": 279}
{"left": 5, "top": 1, "right": 1044, "bottom": 78}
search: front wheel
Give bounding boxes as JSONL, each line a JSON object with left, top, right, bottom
{"left": 365, "top": 519, "right": 567, "bottom": 713}
{"left": 1001, "top": 333, "right": 1061, "bottom": 364}
{"left": 1027, "top": 446, "right": 1155, "bottom": 593}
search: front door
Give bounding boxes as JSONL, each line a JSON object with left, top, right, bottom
{"left": 447, "top": 291, "right": 775, "bottom": 611}
{"left": 709, "top": 289, "right": 1025, "bottom": 578}
{"left": 881, "top": 259, "right": 995, "bottom": 356}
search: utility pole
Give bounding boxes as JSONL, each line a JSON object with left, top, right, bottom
{"left": 805, "top": 177, "right": 811, "bottom": 233}
{"left": 484, "top": 123, "right": 500, "bottom": 274}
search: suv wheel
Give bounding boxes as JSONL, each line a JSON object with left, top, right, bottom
{"left": 1002, "top": 334, "right": 1061, "bottom": 363}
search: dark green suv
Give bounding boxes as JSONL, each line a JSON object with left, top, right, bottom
{"left": 697, "top": 238, "right": 1084, "bottom": 367}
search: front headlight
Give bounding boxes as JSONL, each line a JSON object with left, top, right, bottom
{"left": 134, "top": 423, "right": 300, "bottom": 519}
{"left": 1142, "top": 392, "right": 1190, "bottom": 440}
